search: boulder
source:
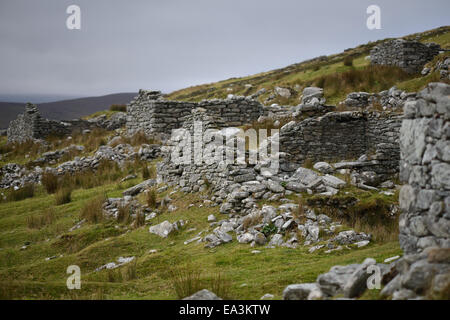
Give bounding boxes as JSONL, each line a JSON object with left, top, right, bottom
{"left": 313, "top": 162, "right": 333, "bottom": 173}
{"left": 149, "top": 220, "right": 174, "bottom": 238}
{"left": 123, "top": 179, "right": 156, "bottom": 196}
{"left": 343, "top": 258, "right": 376, "bottom": 298}
{"left": 283, "top": 283, "right": 320, "bottom": 300}
{"left": 183, "top": 289, "right": 222, "bottom": 300}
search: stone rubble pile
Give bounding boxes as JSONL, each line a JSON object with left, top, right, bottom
{"left": 342, "top": 86, "right": 417, "bottom": 110}
{"left": 0, "top": 141, "right": 161, "bottom": 189}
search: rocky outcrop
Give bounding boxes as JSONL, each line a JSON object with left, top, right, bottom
{"left": 370, "top": 39, "right": 441, "bottom": 73}
{"left": 342, "top": 86, "right": 417, "bottom": 110}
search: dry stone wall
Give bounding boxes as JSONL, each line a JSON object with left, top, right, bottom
{"left": 370, "top": 39, "right": 441, "bottom": 74}
{"left": 7, "top": 103, "right": 126, "bottom": 143}
{"left": 376, "top": 82, "right": 450, "bottom": 300}
{"left": 279, "top": 111, "right": 402, "bottom": 175}
{"left": 399, "top": 82, "right": 450, "bottom": 254}
{"left": 126, "top": 90, "right": 264, "bottom": 139}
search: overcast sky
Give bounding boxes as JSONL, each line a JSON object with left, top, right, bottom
{"left": 0, "top": 0, "right": 448, "bottom": 102}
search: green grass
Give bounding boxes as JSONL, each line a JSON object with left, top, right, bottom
{"left": 0, "top": 179, "right": 401, "bottom": 299}
{"left": 166, "top": 26, "right": 450, "bottom": 107}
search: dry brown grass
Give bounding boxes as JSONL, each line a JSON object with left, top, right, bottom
{"left": 6, "top": 184, "right": 35, "bottom": 202}
{"left": 41, "top": 172, "right": 59, "bottom": 194}
{"left": 302, "top": 158, "right": 314, "bottom": 169}
{"left": 313, "top": 65, "right": 413, "bottom": 101}
{"left": 26, "top": 208, "right": 56, "bottom": 229}
{"left": 0, "top": 139, "right": 44, "bottom": 160}
{"left": 109, "top": 131, "right": 160, "bottom": 148}
{"left": 141, "top": 165, "right": 156, "bottom": 180}
{"left": 241, "top": 213, "right": 262, "bottom": 230}
{"left": 168, "top": 266, "right": 232, "bottom": 299}
{"left": 60, "top": 160, "right": 123, "bottom": 190}
{"left": 145, "top": 188, "right": 158, "bottom": 209}
{"left": 109, "top": 104, "right": 127, "bottom": 112}
{"left": 55, "top": 187, "right": 72, "bottom": 205}
{"left": 80, "top": 195, "right": 106, "bottom": 223}
{"left": 117, "top": 205, "right": 132, "bottom": 224}
{"left": 46, "top": 128, "right": 109, "bottom": 153}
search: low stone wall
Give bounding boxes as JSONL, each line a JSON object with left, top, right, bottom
{"left": 126, "top": 90, "right": 264, "bottom": 139}
{"left": 399, "top": 82, "right": 450, "bottom": 253}
{"left": 279, "top": 111, "right": 402, "bottom": 174}
{"left": 370, "top": 39, "right": 441, "bottom": 74}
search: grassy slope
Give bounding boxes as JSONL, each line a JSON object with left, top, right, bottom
{"left": 5, "top": 26, "right": 450, "bottom": 300}
{"left": 0, "top": 178, "right": 401, "bottom": 300}
{"left": 166, "top": 26, "right": 450, "bottom": 106}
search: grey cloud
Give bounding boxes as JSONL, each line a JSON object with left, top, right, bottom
{"left": 0, "top": 0, "right": 448, "bottom": 101}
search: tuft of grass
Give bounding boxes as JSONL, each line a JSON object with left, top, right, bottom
{"left": 117, "top": 205, "right": 132, "bottom": 224}
{"left": 303, "top": 158, "right": 314, "bottom": 169}
{"left": 343, "top": 56, "right": 354, "bottom": 67}
{"left": 26, "top": 208, "right": 56, "bottom": 229}
{"left": 241, "top": 213, "right": 262, "bottom": 231}
{"left": 7, "top": 184, "right": 34, "bottom": 202}
{"left": 134, "top": 211, "right": 146, "bottom": 228}
{"left": 110, "top": 131, "right": 161, "bottom": 148}
{"left": 145, "top": 188, "right": 157, "bottom": 209}
{"left": 141, "top": 165, "right": 156, "bottom": 180}
{"left": 169, "top": 266, "right": 202, "bottom": 299}
{"left": 80, "top": 195, "right": 106, "bottom": 223}
{"left": 55, "top": 187, "right": 72, "bottom": 205}
{"left": 109, "top": 104, "right": 127, "bottom": 112}
{"left": 313, "top": 65, "right": 413, "bottom": 104}
{"left": 41, "top": 172, "right": 59, "bottom": 194}
{"left": 122, "top": 260, "right": 138, "bottom": 281}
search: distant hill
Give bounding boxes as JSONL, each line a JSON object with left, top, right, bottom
{"left": 0, "top": 92, "right": 137, "bottom": 129}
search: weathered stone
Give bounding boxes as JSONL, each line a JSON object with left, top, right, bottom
{"left": 149, "top": 220, "right": 174, "bottom": 238}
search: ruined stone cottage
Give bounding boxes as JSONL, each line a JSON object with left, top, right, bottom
{"left": 370, "top": 39, "right": 441, "bottom": 73}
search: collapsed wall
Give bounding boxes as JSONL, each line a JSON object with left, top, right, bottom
{"left": 279, "top": 111, "right": 402, "bottom": 175}
{"left": 370, "top": 39, "right": 441, "bottom": 74}
{"left": 126, "top": 90, "right": 264, "bottom": 139}
{"left": 7, "top": 103, "right": 70, "bottom": 143}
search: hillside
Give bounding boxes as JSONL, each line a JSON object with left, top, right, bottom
{"left": 0, "top": 92, "right": 137, "bottom": 129}
{"left": 0, "top": 26, "right": 449, "bottom": 302}
{"left": 167, "top": 26, "right": 450, "bottom": 106}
